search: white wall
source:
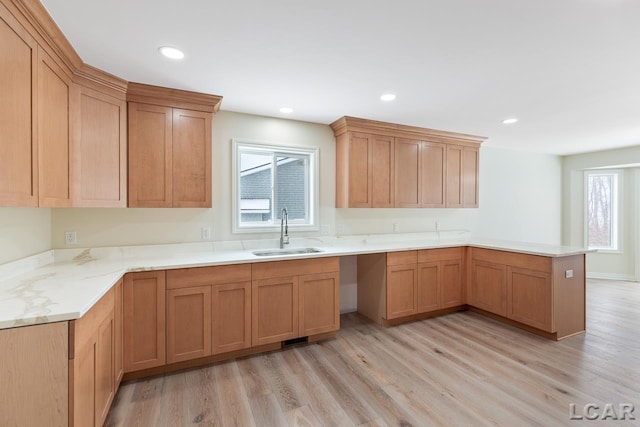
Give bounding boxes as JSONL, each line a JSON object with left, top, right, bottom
{"left": 563, "top": 146, "right": 640, "bottom": 280}
{"left": 0, "top": 208, "right": 51, "bottom": 264}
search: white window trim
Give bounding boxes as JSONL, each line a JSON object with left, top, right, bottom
{"left": 584, "top": 169, "right": 623, "bottom": 254}
{"left": 232, "top": 139, "right": 319, "bottom": 234}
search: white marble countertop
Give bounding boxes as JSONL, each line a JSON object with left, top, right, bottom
{"left": 0, "top": 231, "right": 592, "bottom": 330}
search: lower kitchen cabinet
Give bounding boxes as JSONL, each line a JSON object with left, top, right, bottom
{"left": 299, "top": 272, "right": 340, "bottom": 336}
{"left": 358, "top": 248, "right": 465, "bottom": 325}
{"left": 387, "top": 263, "right": 418, "bottom": 319}
{"left": 123, "top": 271, "right": 166, "bottom": 372}
{"left": 507, "top": 266, "right": 552, "bottom": 331}
{"left": 69, "top": 286, "right": 117, "bottom": 427}
{"left": 166, "top": 285, "right": 212, "bottom": 363}
{"left": 114, "top": 279, "right": 124, "bottom": 385}
{"left": 469, "top": 260, "right": 507, "bottom": 316}
{"left": 252, "top": 276, "right": 300, "bottom": 345}
{"left": 165, "top": 264, "right": 252, "bottom": 362}
{"left": 417, "top": 262, "right": 439, "bottom": 313}
{"left": 252, "top": 257, "right": 341, "bottom": 346}
{"left": 212, "top": 281, "right": 252, "bottom": 354}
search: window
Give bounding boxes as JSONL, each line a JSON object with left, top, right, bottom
{"left": 586, "top": 171, "right": 620, "bottom": 251}
{"left": 232, "top": 140, "right": 318, "bottom": 232}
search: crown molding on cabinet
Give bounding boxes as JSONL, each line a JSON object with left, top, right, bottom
{"left": 330, "top": 116, "right": 486, "bottom": 147}
{"left": 127, "top": 82, "right": 223, "bottom": 114}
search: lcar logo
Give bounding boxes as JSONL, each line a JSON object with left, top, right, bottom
{"left": 570, "top": 403, "right": 636, "bottom": 421}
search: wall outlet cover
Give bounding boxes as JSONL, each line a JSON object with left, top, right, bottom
{"left": 65, "top": 231, "right": 77, "bottom": 245}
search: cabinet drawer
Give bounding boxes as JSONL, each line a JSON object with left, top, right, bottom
{"left": 386, "top": 250, "right": 417, "bottom": 266}
{"left": 252, "top": 257, "right": 339, "bottom": 280}
{"left": 167, "top": 264, "right": 251, "bottom": 289}
{"left": 418, "top": 247, "right": 464, "bottom": 263}
{"left": 472, "top": 248, "right": 551, "bottom": 273}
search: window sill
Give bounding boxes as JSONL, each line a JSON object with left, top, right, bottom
{"left": 233, "top": 224, "right": 319, "bottom": 234}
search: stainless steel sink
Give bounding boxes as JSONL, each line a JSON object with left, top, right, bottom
{"left": 252, "top": 247, "right": 323, "bottom": 256}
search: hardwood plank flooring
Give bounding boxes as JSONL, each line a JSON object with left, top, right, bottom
{"left": 106, "top": 279, "right": 640, "bottom": 426}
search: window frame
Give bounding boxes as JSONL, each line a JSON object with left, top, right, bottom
{"left": 232, "top": 139, "right": 319, "bottom": 234}
{"left": 584, "top": 169, "right": 622, "bottom": 253}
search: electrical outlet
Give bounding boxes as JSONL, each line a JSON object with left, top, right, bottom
{"left": 565, "top": 269, "right": 574, "bottom": 279}
{"left": 321, "top": 224, "right": 330, "bottom": 235}
{"left": 201, "top": 227, "right": 211, "bottom": 240}
{"left": 393, "top": 223, "right": 400, "bottom": 233}
{"left": 337, "top": 224, "right": 345, "bottom": 235}
{"left": 65, "top": 231, "right": 77, "bottom": 245}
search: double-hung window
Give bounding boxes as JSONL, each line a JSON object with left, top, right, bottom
{"left": 585, "top": 170, "right": 621, "bottom": 251}
{"left": 233, "top": 140, "right": 318, "bottom": 233}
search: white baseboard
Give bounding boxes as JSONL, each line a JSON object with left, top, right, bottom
{"left": 586, "top": 272, "right": 637, "bottom": 282}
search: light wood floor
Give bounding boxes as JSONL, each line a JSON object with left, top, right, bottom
{"left": 106, "top": 279, "right": 640, "bottom": 426}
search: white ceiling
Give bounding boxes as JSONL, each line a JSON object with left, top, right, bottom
{"left": 41, "top": 0, "right": 640, "bottom": 155}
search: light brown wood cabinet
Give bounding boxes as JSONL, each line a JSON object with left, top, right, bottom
{"left": 331, "top": 116, "right": 485, "bottom": 210}
{"left": 167, "top": 285, "right": 212, "bottom": 363}
{"left": 123, "top": 271, "right": 166, "bottom": 372}
{"left": 37, "top": 46, "right": 73, "bottom": 207}
{"left": 358, "top": 248, "right": 465, "bottom": 324}
{"left": 469, "top": 259, "right": 508, "bottom": 316}
{"left": 468, "top": 248, "right": 585, "bottom": 338}
{"left": 507, "top": 266, "right": 551, "bottom": 331}
{"left": 166, "top": 264, "right": 252, "bottom": 362}
{"left": 335, "top": 131, "right": 394, "bottom": 208}
{"left": 299, "top": 271, "right": 340, "bottom": 336}
{"left": 394, "top": 139, "right": 421, "bottom": 208}
{"left": 127, "top": 83, "right": 222, "bottom": 208}
{"left": 69, "top": 285, "right": 118, "bottom": 427}
{"left": 0, "top": 322, "right": 68, "bottom": 426}
{"left": 0, "top": 5, "right": 38, "bottom": 206}
{"left": 252, "top": 257, "right": 340, "bottom": 345}
{"left": 114, "top": 278, "right": 124, "bottom": 386}
{"left": 70, "top": 83, "right": 127, "bottom": 207}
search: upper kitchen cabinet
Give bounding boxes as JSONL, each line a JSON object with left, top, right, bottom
{"left": 0, "top": 0, "right": 131, "bottom": 208}
{"left": 0, "top": 4, "right": 38, "bottom": 206}
{"left": 37, "top": 47, "right": 73, "bottom": 207}
{"left": 127, "top": 83, "right": 222, "bottom": 208}
{"left": 331, "top": 116, "right": 485, "bottom": 209}
{"left": 334, "top": 131, "right": 394, "bottom": 208}
{"left": 71, "top": 67, "right": 128, "bottom": 208}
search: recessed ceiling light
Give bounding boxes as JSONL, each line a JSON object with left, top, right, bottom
{"left": 380, "top": 93, "right": 396, "bottom": 102}
{"left": 502, "top": 118, "right": 518, "bottom": 124}
{"left": 279, "top": 107, "right": 293, "bottom": 113}
{"left": 158, "top": 46, "right": 185, "bottom": 60}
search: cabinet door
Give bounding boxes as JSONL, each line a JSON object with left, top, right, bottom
{"left": 124, "top": 271, "right": 166, "bottom": 372}
{"left": 0, "top": 8, "right": 38, "bottom": 206}
{"left": 212, "top": 282, "right": 252, "bottom": 354}
{"left": 440, "top": 259, "right": 464, "bottom": 308}
{"left": 417, "top": 262, "right": 439, "bottom": 313}
{"left": 462, "top": 147, "right": 479, "bottom": 208}
{"left": 128, "top": 102, "right": 173, "bottom": 207}
{"left": 114, "top": 278, "right": 123, "bottom": 385}
{"left": 386, "top": 264, "right": 418, "bottom": 319}
{"left": 446, "top": 145, "right": 463, "bottom": 207}
{"left": 252, "top": 276, "right": 299, "bottom": 345}
{"left": 71, "top": 85, "right": 127, "bottom": 207}
{"left": 167, "top": 285, "right": 212, "bottom": 363}
{"left": 73, "top": 337, "right": 96, "bottom": 426}
{"left": 371, "top": 135, "right": 394, "bottom": 208}
{"left": 95, "top": 311, "right": 115, "bottom": 427}
{"left": 172, "top": 108, "right": 212, "bottom": 207}
{"left": 470, "top": 260, "right": 507, "bottom": 316}
{"left": 299, "top": 272, "right": 340, "bottom": 336}
{"left": 394, "top": 138, "right": 421, "bottom": 208}
{"left": 347, "top": 132, "right": 372, "bottom": 207}
{"left": 37, "top": 47, "right": 72, "bottom": 207}
{"left": 507, "top": 267, "right": 552, "bottom": 331}
{"left": 421, "top": 141, "right": 446, "bottom": 208}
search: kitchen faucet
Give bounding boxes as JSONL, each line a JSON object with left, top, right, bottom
{"left": 280, "top": 207, "right": 290, "bottom": 249}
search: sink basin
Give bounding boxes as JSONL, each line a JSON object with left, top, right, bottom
{"left": 252, "top": 247, "right": 324, "bottom": 257}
